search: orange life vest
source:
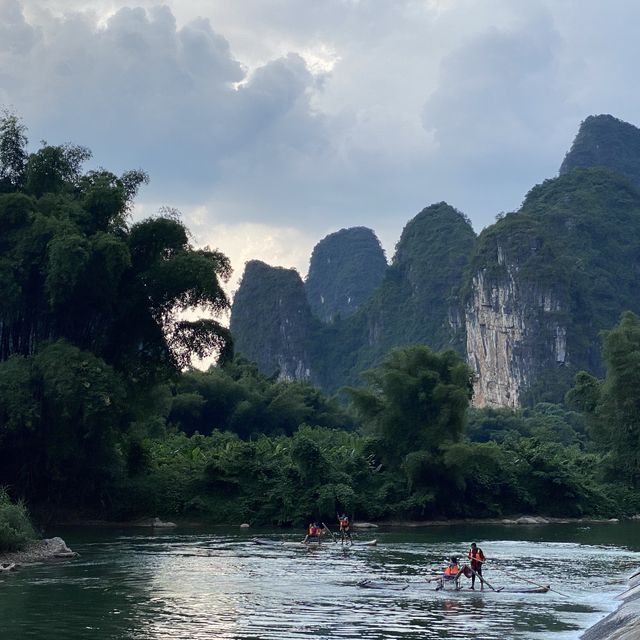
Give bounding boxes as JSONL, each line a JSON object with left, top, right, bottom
{"left": 308, "top": 525, "right": 321, "bottom": 536}
{"left": 468, "top": 548, "right": 485, "bottom": 562}
{"left": 339, "top": 517, "right": 349, "bottom": 530}
{"left": 444, "top": 565, "right": 459, "bottom": 576}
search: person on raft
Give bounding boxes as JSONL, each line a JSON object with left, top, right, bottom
{"left": 444, "top": 556, "right": 461, "bottom": 577}
{"left": 437, "top": 556, "right": 466, "bottom": 590}
{"left": 337, "top": 513, "right": 353, "bottom": 545}
{"left": 303, "top": 522, "right": 323, "bottom": 544}
{"left": 468, "top": 542, "right": 486, "bottom": 590}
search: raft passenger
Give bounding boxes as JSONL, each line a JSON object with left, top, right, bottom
{"left": 437, "top": 556, "right": 463, "bottom": 590}
{"left": 468, "top": 542, "right": 486, "bottom": 590}
{"left": 303, "top": 522, "right": 322, "bottom": 544}
{"left": 338, "top": 513, "right": 353, "bottom": 545}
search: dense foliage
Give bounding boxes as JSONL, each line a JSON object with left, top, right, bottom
{"left": 560, "top": 114, "right": 640, "bottom": 189}
{"left": 103, "top": 344, "right": 637, "bottom": 524}
{"left": 305, "top": 227, "right": 387, "bottom": 322}
{"left": 0, "top": 112, "right": 232, "bottom": 509}
{"left": 567, "top": 311, "right": 640, "bottom": 486}
{"left": 0, "top": 488, "right": 36, "bottom": 552}
{"left": 2, "top": 112, "right": 640, "bottom": 531}
{"left": 170, "top": 359, "right": 355, "bottom": 438}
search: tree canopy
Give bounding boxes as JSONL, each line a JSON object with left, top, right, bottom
{"left": 0, "top": 111, "right": 232, "bottom": 378}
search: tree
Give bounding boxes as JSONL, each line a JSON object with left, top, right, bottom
{"left": 567, "top": 311, "right": 640, "bottom": 485}
{"left": 598, "top": 311, "right": 640, "bottom": 483}
{"left": 0, "top": 132, "right": 232, "bottom": 377}
{"left": 346, "top": 345, "right": 473, "bottom": 463}
{"left": 0, "top": 109, "right": 28, "bottom": 190}
{"left": 0, "top": 340, "right": 126, "bottom": 504}
{"left": 0, "top": 116, "right": 234, "bottom": 510}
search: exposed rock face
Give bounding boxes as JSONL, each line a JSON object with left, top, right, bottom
{"left": 230, "top": 260, "right": 317, "bottom": 381}
{"left": 465, "top": 167, "right": 640, "bottom": 406}
{"left": 560, "top": 114, "right": 640, "bottom": 189}
{"left": 465, "top": 254, "right": 567, "bottom": 408}
{"left": 305, "top": 227, "right": 387, "bottom": 322}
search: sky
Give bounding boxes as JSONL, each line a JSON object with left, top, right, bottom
{"left": 2, "top": 0, "right": 640, "bottom": 296}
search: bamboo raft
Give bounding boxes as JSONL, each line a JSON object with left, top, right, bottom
{"left": 358, "top": 579, "right": 549, "bottom": 593}
{"left": 252, "top": 537, "right": 378, "bottom": 548}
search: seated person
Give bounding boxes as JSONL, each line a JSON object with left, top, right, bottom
{"left": 437, "top": 556, "right": 463, "bottom": 590}
{"left": 304, "top": 522, "right": 322, "bottom": 543}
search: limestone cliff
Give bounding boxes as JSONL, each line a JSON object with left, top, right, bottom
{"left": 305, "top": 227, "right": 387, "bottom": 322}
{"left": 465, "top": 251, "right": 567, "bottom": 408}
{"left": 230, "top": 260, "right": 317, "bottom": 381}
{"left": 465, "top": 167, "right": 640, "bottom": 407}
{"left": 229, "top": 117, "right": 640, "bottom": 406}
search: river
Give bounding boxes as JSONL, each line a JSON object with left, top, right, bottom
{"left": 1, "top": 522, "right": 639, "bottom": 639}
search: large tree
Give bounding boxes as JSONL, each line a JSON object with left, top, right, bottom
{"left": 347, "top": 345, "right": 473, "bottom": 462}
{"left": 598, "top": 311, "right": 640, "bottom": 483}
{"left": 567, "top": 311, "right": 640, "bottom": 485}
{"left": 0, "top": 112, "right": 232, "bottom": 506}
{"left": 0, "top": 112, "right": 232, "bottom": 378}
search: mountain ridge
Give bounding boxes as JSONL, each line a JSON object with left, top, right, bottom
{"left": 230, "top": 114, "right": 640, "bottom": 406}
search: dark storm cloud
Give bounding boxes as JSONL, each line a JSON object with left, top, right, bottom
{"left": 3, "top": 0, "right": 640, "bottom": 266}
{"left": 0, "top": 1, "right": 326, "bottom": 211}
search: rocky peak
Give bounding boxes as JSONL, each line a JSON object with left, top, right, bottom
{"left": 305, "top": 226, "right": 387, "bottom": 322}
{"left": 560, "top": 114, "right": 640, "bottom": 189}
{"left": 465, "top": 167, "right": 640, "bottom": 407}
{"left": 230, "top": 260, "right": 317, "bottom": 381}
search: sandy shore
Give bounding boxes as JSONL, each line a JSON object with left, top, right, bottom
{"left": 581, "top": 569, "right": 640, "bottom": 639}
{"left": 0, "top": 537, "right": 78, "bottom": 571}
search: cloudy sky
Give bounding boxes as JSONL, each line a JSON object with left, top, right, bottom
{"left": 2, "top": 0, "right": 640, "bottom": 292}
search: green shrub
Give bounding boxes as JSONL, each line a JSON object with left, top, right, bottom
{"left": 0, "top": 488, "right": 37, "bottom": 552}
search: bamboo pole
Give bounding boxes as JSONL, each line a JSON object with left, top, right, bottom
{"left": 488, "top": 563, "right": 569, "bottom": 598}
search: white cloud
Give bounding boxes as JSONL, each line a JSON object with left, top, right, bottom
{"left": 3, "top": 0, "right": 640, "bottom": 270}
{"left": 183, "top": 209, "right": 316, "bottom": 295}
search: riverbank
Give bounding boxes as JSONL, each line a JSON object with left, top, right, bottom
{"left": 50, "top": 514, "right": 625, "bottom": 529}
{"left": 381, "top": 516, "right": 621, "bottom": 527}
{"left": 581, "top": 568, "right": 640, "bottom": 639}
{"left": 1, "top": 537, "right": 78, "bottom": 571}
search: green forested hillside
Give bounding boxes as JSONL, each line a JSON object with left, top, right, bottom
{"left": 560, "top": 114, "right": 640, "bottom": 189}
{"left": 305, "top": 227, "right": 387, "bottom": 322}
{"left": 366, "top": 202, "right": 476, "bottom": 354}
{"left": 3, "top": 112, "right": 640, "bottom": 542}
{"left": 466, "top": 167, "right": 640, "bottom": 401}
{"left": 312, "top": 203, "right": 477, "bottom": 391}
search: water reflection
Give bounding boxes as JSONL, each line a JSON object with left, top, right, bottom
{"left": 1, "top": 524, "right": 639, "bottom": 639}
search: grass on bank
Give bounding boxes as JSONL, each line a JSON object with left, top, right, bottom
{"left": 0, "top": 488, "right": 37, "bottom": 552}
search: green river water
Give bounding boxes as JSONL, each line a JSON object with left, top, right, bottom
{"left": 1, "top": 522, "right": 639, "bottom": 639}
